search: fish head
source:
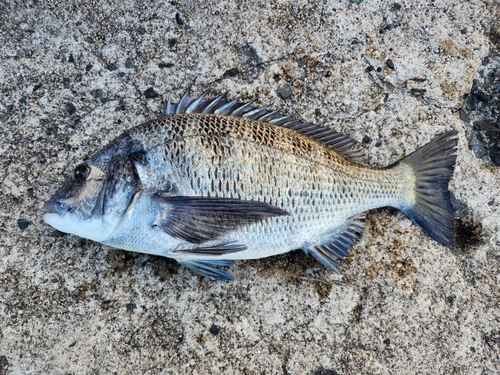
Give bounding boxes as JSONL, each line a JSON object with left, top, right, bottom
{"left": 43, "top": 133, "right": 141, "bottom": 242}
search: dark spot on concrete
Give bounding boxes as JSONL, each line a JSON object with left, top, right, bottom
{"left": 105, "top": 250, "right": 137, "bottom": 274}
{"left": 159, "top": 62, "right": 174, "bottom": 68}
{"left": 223, "top": 67, "right": 240, "bottom": 78}
{"left": 107, "top": 63, "right": 118, "bottom": 71}
{"left": 0, "top": 355, "right": 9, "bottom": 374}
{"left": 152, "top": 257, "right": 179, "bottom": 281}
{"left": 365, "top": 65, "right": 374, "bottom": 73}
{"left": 460, "top": 50, "right": 500, "bottom": 166}
{"left": 375, "top": 140, "right": 382, "bottom": 147}
{"left": 484, "top": 330, "right": 500, "bottom": 349}
{"left": 66, "top": 102, "right": 76, "bottom": 115}
{"left": 312, "top": 366, "right": 340, "bottom": 375}
{"left": 68, "top": 54, "right": 75, "bottom": 63}
{"left": 175, "top": 13, "right": 184, "bottom": 25}
{"left": 85, "top": 63, "right": 92, "bottom": 71}
{"left": 386, "top": 59, "right": 395, "bottom": 69}
{"left": 63, "top": 77, "right": 70, "bottom": 89}
{"left": 17, "top": 218, "right": 29, "bottom": 230}
{"left": 100, "top": 300, "right": 112, "bottom": 310}
{"left": 197, "top": 333, "right": 206, "bottom": 344}
{"left": 136, "top": 26, "right": 146, "bottom": 35}
{"left": 235, "top": 43, "right": 261, "bottom": 67}
{"left": 126, "top": 303, "right": 137, "bottom": 312}
{"left": 209, "top": 324, "right": 219, "bottom": 335}
{"left": 383, "top": 338, "right": 391, "bottom": 345}
{"left": 454, "top": 217, "right": 483, "bottom": 251}
{"left": 33, "top": 83, "right": 42, "bottom": 92}
{"left": 391, "top": 3, "right": 402, "bottom": 11}
{"left": 446, "top": 294, "right": 456, "bottom": 305}
{"left": 314, "top": 281, "right": 332, "bottom": 299}
{"left": 392, "top": 258, "right": 416, "bottom": 278}
{"left": 168, "top": 38, "right": 177, "bottom": 48}
{"left": 352, "top": 303, "right": 363, "bottom": 323}
{"left": 144, "top": 87, "right": 158, "bottom": 99}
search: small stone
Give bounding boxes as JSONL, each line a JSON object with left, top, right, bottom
{"left": 383, "top": 338, "right": 391, "bottom": 345}
{"left": 277, "top": 84, "right": 293, "bottom": 99}
{"left": 63, "top": 77, "right": 70, "bottom": 89}
{"left": 365, "top": 65, "right": 374, "bottom": 73}
{"left": 209, "top": 324, "right": 219, "bottom": 335}
{"left": 362, "top": 135, "right": 371, "bottom": 144}
{"left": 33, "top": 83, "right": 42, "bottom": 92}
{"left": 66, "top": 102, "right": 76, "bottom": 115}
{"left": 126, "top": 303, "right": 137, "bottom": 312}
{"left": 68, "top": 54, "right": 75, "bottom": 63}
{"left": 125, "top": 57, "right": 134, "bottom": 69}
{"left": 85, "top": 63, "right": 93, "bottom": 71}
{"left": 175, "top": 13, "right": 184, "bottom": 25}
{"left": 470, "top": 133, "right": 487, "bottom": 159}
{"left": 90, "top": 89, "right": 105, "bottom": 102}
{"left": 488, "top": 200, "right": 495, "bottom": 206}
{"left": 168, "top": 38, "right": 177, "bottom": 48}
{"left": 158, "top": 62, "right": 174, "bottom": 68}
{"left": 17, "top": 219, "right": 29, "bottom": 230}
{"left": 144, "top": 87, "right": 158, "bottom": 99}
{"left": 375, "top": 140, "right": 382, "bottom": 147}
{"left": 386, "top": 59, "right": 395, "bottom": 69}
{"left": 107, "top": 63, "right": 118, "bottom": 71}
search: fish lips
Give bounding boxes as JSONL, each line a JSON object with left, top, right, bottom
{"left": 44, "top": 200, "right": 70, "bottom": 216}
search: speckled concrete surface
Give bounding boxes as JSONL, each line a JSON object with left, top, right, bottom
{"left": 1, "top": 1, "right": 499, "bottom": 374}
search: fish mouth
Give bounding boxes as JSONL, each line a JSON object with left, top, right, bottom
{"left": 44, "top": 200, "right": 70, "bottom": 216}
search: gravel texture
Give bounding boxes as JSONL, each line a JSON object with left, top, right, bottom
{"left": 1, "top": 1, "right": 499, "bottom": 374}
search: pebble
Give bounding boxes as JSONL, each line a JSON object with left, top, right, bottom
{"left": 125, "top": 57, "right": 134, "bottom": 69}
{"left": 277, "top": 84, "right": 293, "bottom": 99}
{"left": 209, "top": 324, "right": 219, "bottom": 335}
{"left": 17, "top": 219, "right": 29, "bottom": 230}
{"left": 144, "top": 87, "right": 158, "bottom": 99}
{"left": 66, "top": 102, "right": 77, "bottom": 115}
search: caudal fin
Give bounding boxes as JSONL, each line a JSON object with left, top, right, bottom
{"left": 399, "top": 131, "right": 459, "bottom": 248}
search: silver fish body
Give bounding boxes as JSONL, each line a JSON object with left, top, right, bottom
{"left": 44, "top": 90, "right": 458, "bottom": 280}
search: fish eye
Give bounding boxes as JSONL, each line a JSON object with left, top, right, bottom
{"left": 73, "top": 164, "right": 90, "bottom": 183}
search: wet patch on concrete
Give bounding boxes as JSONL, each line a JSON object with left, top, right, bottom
{"left": 460, "top": 49, "right": 500, "bottom": 166}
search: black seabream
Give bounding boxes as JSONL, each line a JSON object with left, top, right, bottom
{"left": 44, "top": 89, "right": 459, "bottom": 280}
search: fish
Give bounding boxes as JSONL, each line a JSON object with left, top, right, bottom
{"left": 43, "top": 88, "right": 459, "bottom": 281}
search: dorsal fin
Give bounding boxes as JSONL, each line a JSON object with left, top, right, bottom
{"left": 163, "top": 88, "right": 364, "bottom": 162}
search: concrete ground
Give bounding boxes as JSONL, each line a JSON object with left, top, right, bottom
{"left": 1, "top": 0, "right": 499, "bottom": 374}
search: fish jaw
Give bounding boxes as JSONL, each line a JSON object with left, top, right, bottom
{"left": 43, "top": 211, "right": 113, "bottom": 242}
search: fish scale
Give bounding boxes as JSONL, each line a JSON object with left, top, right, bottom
{"left": 44, "top": 89, "right": 458, "bottom": 280}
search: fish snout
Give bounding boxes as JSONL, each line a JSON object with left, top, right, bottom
{"left": 44, "top": 200, "right": 70, "bottom": 216}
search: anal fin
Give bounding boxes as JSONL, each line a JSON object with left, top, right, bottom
{"left": 306, "top": 214, "right": 365, "bottom": 274}
{"left": 176, "top": 259, "right": 234, "bottom": 281}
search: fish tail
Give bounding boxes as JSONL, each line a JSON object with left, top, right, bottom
{"left": 398, "top": 130, "right": 459, "bottom": 247}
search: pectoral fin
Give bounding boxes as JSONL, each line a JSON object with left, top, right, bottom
{"left": 154, "top": 195, "right": 289, "bottom": 244}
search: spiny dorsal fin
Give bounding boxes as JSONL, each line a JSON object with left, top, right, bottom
{"left": 163, "top": 88, "right": 364, "bottom": 162}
